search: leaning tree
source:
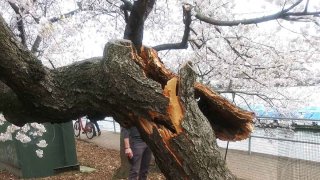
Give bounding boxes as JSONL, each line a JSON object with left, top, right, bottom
{"left": 1, "top": 0, "right": 320, "bottom": 179}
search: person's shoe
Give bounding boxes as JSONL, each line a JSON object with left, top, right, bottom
{"left": 98, "top": 131, "right": 101, "bottom": 136}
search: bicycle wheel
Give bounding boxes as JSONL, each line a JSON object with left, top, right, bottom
{"left": 74, "top": 121, "right": 81, "bottom": 137}
{"left": 85, "top": 122, "right": 95, "bottom": 139}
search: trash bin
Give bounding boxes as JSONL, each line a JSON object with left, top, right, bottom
{"left": 0, "top": 121, "right": 79, "bottom": 178}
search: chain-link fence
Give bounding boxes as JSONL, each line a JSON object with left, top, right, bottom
{"left": 100, "top": 117, "right": 320, "bottom": 179}
{"left": 218, "top": 117, "right": 320, "bottom": 180}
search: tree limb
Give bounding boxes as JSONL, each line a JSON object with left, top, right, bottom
{"left": 49, "top": 8, "right": 82, "bottom": 23}
{"left": 304, "top": 0, "right": 310, "bottom": 12}
{"left": 153, "top": 4, "right": 192, "bottom": 51}
{"left": 31, "top": 35, "right": 42, "bottom": 54}
{"left": 124, "top": 0, "right": 156, "bottom": 51}
{"left": 195, "top": 0, "right": 320, "bottom": 26}
{"left": 120, "top": 0, "right": 133, "bottom": 11}
{"left": 8, "top": 2, "right": 27, "bottom": 47}
{"left": 0, "top": 15, "right": 254, "bottom": 141}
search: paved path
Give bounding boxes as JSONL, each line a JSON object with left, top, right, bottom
{"left": 223, "top": 149, "right": 320, "bottom": 180}
{"left": 78, "top": 130, "right": 320, "bottom": 180}
{"left": 78, "top": 130, "right": 120, "bottom": 151}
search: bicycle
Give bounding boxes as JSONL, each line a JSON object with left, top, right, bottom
{"left": 73, "top": 117, "right": 95, "bottom": 139}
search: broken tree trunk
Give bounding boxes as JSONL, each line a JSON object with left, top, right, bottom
{"left": 134, "top": 62, "right": 236, "bottom": 179}
{"left": 0, "top": 15, "right": 254, "bottom": 179}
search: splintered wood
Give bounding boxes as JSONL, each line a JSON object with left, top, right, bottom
{"left": 130, "top": 44, "right": 254, "bottom": 141}
{"left": 138, "top": 118, "right": 153, "bottom": 135}
{"left": 132, "top": 46, "right": 175, "bottom": 86}
{"left": 163, "top": 77, "right": 184, "bottom": 134}
{"left": 194, "top": 83, "right": 254, "bottom": 141}
{"left": 139, "top": 77, "right": 184, "bottom": 140}
{"left": 131, "top": 46, "right": 184, "bottom": 139}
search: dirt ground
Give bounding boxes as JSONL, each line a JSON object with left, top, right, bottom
{"left": 0, "top": 140, "right": 165, "bottom": 180}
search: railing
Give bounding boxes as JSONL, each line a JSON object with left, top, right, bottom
{"left": 249, "top": 117, "right": 320, "bottom": 153}
{"left": 100, "top": 116, "right": 320, "bottom": 133}
{"left": 100, "top": 119, "right": 118, "bottom": 133}
{"left": 101, "top": 116, "right": 320, "bottom": 157}
{"left": 247, "top": 135, "right": 320, "bottom": 155}
{"left": 257, "top": 116, "right": 320, "bottom": 122}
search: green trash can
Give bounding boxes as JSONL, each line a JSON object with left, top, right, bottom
{"left": 0, "top": 121, "right": 79, "bottom": 178}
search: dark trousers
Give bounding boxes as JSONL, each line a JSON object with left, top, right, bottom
{"left": 128, "top": 143, "right": 152, "bottom": 180}
{"left": 90, "top": 120, "right": 100, "bottom": 133}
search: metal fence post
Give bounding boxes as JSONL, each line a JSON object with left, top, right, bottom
{"left": 248, "top": 135, "right": 252, "bottom": 155}
{"left": 113, "top": 120, "right": 116, "bottom": 133}
{"left": 224, "top": 141, "right": 229, "bottom": 161}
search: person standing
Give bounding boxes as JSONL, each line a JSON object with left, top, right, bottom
{"left": 121, "top": 127, "right": 152, "bottom": 180}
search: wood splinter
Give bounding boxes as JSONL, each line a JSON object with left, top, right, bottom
{"left": 131, "top": 45, "right": 254, "bottom": 141}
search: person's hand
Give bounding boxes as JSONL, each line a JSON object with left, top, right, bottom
{"left": 125, "top": 148, "right": 133, "bottom": 159}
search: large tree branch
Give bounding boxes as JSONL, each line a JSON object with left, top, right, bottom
{"left": 0, "top": 14, "right": 253, "bottom": 140}
{"left": 153, "top": 4, "right": 192, "bottom": 51}
{"left": 195, "top": 0, "right": 320, "bottom": 26}
{"left": 0, "top": 14, "right": 256, "bottom": 178}
{"left": 0, "top": 19, "right": 169, "bottom": 127}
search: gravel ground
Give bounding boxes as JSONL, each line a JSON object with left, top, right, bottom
{"left": 0, "top": 140, "right": 165, "bottom": 180}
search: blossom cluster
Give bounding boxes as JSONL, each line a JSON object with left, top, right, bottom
{"left": 0, "top": 114, "right": 48, "bottom": 158}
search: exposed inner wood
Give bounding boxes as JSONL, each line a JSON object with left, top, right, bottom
{"left": 194, "top": 83, "right": 254, "bottom": 141}
{"left": 130, "top": 47, "right": 186, "bottom": 175}
{"left": 136, "top": 112, "right": 183, "bottom": 169}
{"left": 137, "top": 77, "right": 184, "bottom": 137}
{"left": 130, "top": 45, "right": 254, "bottom": 141}
{"left": 137, "top": 117, "right": 153, "bottom": 135}
{"left": 163, "top": 77, "right": 184, "bottom": 134}
{"left": 132, "top": 46, "right": 175, "bottom": 87}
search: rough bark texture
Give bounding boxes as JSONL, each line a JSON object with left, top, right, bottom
{"left": 134, "top": 62, "right": 236, "bottom": 179}
{"left": 0, "top": 22, "right": 169, "bottom": 127}
{"left": 0, "top": 15, "right": 255, "bottom": 179}
{"left": 123, "top": 0, "right": 155, "bottom": 50}
{"left": 132, "top": 46, "right": 254, "bottom": 141}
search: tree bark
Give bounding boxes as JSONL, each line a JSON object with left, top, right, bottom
{"left": 123, "top": 0, "right": 155, "bottom": 51}
{"left": 0, "top": 15, "right": 254, "bottom": 179}
{"left": 134, "top": 62, "right": 236, "bottom": 179}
